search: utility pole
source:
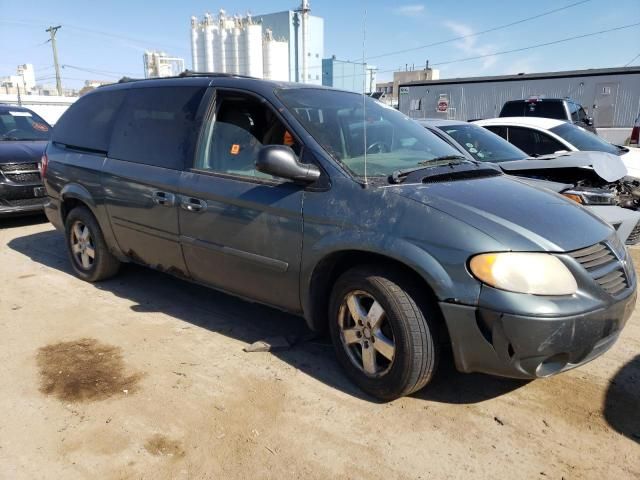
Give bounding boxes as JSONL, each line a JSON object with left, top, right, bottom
{"left": 46, "top": 25, "right": 63, "bottom": 96}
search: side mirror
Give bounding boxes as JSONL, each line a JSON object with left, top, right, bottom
{"left": 256, "top": 145, "right": 321, "bottom": 184}
{"left": 586, "top": 117, "right": 594, "bottom": 126}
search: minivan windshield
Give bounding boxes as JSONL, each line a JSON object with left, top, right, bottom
{"left": 276, "top": 88, "right": 463, "bottom": 177}
{"left": 549, "top": 123, "right": 620, "bottom": 155}
{"left": 436, "top": 123, "right": 527, "bottom": 162}
{"left": 0, "top": 109, "right": 51, "bottom": 141}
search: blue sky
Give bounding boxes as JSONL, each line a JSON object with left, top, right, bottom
{"left": 1, "top": 0, "right": 638, "bottom": 88}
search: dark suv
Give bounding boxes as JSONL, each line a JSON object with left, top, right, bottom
{"left": 500, "top": 97, "right": 596, "bottom": 133}
{"left": 0, "top": 105, "right": 49, "bottom": 216}
{"left": 43, "top": 75, "right": 636, "bottom": 400}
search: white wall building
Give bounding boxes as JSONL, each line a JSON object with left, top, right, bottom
{"left": 1, "top": 64, "right": 36, "bottom": 94}
{"left": 190, "top": 11, "right": 290, "bottom": 81}
{"left": 143, "top": 51, "right": 185, "bottom": 78}
{"left": 257, "top": 1, "right": 324, "bottom": 84}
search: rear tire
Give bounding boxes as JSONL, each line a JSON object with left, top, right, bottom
{"left": 329, "top": 266, "right": 440, "bottom": 401}
{"left": 65, "top": 206, "right": 120, "bottom": 282}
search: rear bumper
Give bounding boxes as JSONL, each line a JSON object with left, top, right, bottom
{"left": 440, "top": 287, "right": 636, "bottom": 379}
{"left": 0, "top": 182, "right": 45, "bottom": 216}
{"left": 43, "top": 196, "right": 64, "bottom": 231}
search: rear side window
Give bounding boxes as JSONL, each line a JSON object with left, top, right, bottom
{"left": 109, "top": 86, "right": 207, "bottom": 170}
{"left": 499, "top": 102, "right": 523, "bottom": 117}
{"left": 52, "top": 89, "right": 125, "bottom": 152}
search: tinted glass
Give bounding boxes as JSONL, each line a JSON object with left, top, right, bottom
{"left": 277, "top": 88, "right": 461, "bottom": 177}
{"left": 196, "top": 92, "right": 301, "bottom": 180}
{"left": 438, "top": 123, "right": 527, "bottom": 162}
{"left": 499, "top": 102, "right": 524, "bottom": 117}
{"left": 550, "top": 122, "right": 619, "bottom": 155}
{"left": 535, "top": 131, "right": 567, "bottom": 155}
{"left": 109, "top": 86, "right": 206, "bottom": 170}
{"left": 484, "top": 125, "right": 508, "bottom": 139}
{"left": 501, "top": 100, "right": 567, "bottom": 120}
{"left": 0, "top": 109, "right": 51, "bottom": 141}
{"left": 568, "top": 102, "right": 579, "bottom": 121}
{"left": 577, "top": 107, "right": 589, "bottom": 123}
{"left": 52, "top": 89, "right": 126, "bottom": 152}
{"left": 505, "top": 127, "right": 537, "bottom": 154}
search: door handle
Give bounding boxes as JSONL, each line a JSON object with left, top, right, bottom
{"left": 181, "top": 197, "right": 206, "bottom": 213}
{"left": 152, "top": 191, "right": 175, "bottom": 207}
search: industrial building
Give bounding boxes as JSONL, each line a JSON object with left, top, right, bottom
{"left": 190, "top": 11, "right": 290, "bottom": 81}
{"left": 1, "top": 64, "right": 36, "bottom": 95}
{"left": 143, "top": 51, "right": 185, "bottom": 78}
{"left": 190, "top": 2, "right": 323, "bottom": 83}
{"left": 322, "top": 56, "right": 376, "bottom": 93}
{"left": 256, "top": 1, "right": 324, "bottom": 84}
{"left": 398, "top": 66, "right": 640, "bottom": 144}
{"left": 374, "top": 66, "right": 440, "bottom": 107}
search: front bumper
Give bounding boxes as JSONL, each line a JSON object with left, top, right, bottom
{"left": 439, "top": 287, "right": 637, "bottom": 379}
{"left": 0, "top": 182, "right": 45, "bottom": 216}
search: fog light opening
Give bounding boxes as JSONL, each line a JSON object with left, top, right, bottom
{"left": 536, "top": 353, "right": 570, "bottom": 377}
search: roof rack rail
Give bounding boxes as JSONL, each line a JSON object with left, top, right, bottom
{"left": 178, "top": 70, "right": 257, "bottom": 79}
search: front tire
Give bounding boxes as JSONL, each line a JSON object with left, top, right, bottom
{"left": 65, "top": 206, "right": 120, "bottom": 282}
{"left": 329, "top": 266, "right": 441, "bottom": 401}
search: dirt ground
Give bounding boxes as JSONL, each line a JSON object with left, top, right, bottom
{"left": 0, "top": 216, "right": 638, "bottom": 480}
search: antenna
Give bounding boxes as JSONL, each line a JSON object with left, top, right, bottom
{"left": 362, "top": 5, "right": 368, "bottom": 185}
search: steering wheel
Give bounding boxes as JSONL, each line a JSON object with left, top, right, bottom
{"left": 366, "top": 141, "right": 391, "bottom": 154}
{"left": 0, "top": 128, "right": 21, "bottom": 140}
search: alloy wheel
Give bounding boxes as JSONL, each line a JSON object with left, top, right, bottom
{"left": 70, "top": 221, "right": 95, "bottom": 270}
{"left": 338, "top": 290, "right": 396, "bottom": 377}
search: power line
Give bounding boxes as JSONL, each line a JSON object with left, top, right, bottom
{"left": 430, "top": 22, "right": 640, "bottom": 67}
{"left": 329, "top": 21, "right": 640, "bottom": 81}
{"left": 361, "top": 0, "right": 592, "bottom": 62}
{"left": 624, "top": 51, "right": 640, "bottom": 67}
{"left": 61, "top": 64, "right": 138, "bottom": 79}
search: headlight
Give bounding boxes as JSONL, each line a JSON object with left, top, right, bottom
{"left": 469, "top": 252, "right": 577, "bottom": 295}
{"left": 562, "top": 189, "right": 616, "bottom": 205}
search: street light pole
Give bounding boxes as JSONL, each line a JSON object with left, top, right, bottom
{"left": 46, "top": 25, "right": 63, "bottom": 96}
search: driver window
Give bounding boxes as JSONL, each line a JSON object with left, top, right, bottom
{"left": 196, "top": 92, "right": 301, "bottom": 180}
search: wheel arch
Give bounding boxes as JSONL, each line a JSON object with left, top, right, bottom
{"left": 59, "top": 183, "right": 98, "bottom": 224}
{"left": 303, "top": 247, "right": 453, "bottom": 336}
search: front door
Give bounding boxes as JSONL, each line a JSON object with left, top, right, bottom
{"left": 178, "top": 90, "right": 305, "bottom": 312}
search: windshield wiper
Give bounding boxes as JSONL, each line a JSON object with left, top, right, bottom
{"left": 389, "top": 155, "right": 469, "bottom": 184}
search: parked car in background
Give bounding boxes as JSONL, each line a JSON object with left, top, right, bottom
{"left": 499, "top": 97, "right": 596, "bottom": 133}
{"left": 0, "top": 105, "right": 49, "bottom": 217}
{"left": 43, "top": 76, "right": 636, "bottom": 400}
{"left": 474, "top": 117, "right": 640, "bottom": 178}
{"left": 418, "top": 119, "right": 640, "bottom": 245}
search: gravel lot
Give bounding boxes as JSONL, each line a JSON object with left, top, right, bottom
{"left": 0, "top": 216, "right": 638, "bottom": 480}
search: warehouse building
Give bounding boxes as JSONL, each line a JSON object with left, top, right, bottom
{"left": 322, "top": 56, "right": 376, "bottom": 93}
{"left": 399, "top": 66, "right": 640, "bottom": 144}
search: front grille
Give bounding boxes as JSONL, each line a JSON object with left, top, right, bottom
{"left": 0, "top": 162, "right": 41, "bottom": 184}
{"left": 626, "top": 221, "right": 640, "bottom": 245}
{"left": 569, "top": 242, "right": 628, "bottom": 296}
{"left": 6, "top": 197, "right": 44, "bottom": 207}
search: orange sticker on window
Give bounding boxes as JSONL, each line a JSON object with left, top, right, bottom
{"left": 283, "top": 130, "right": 294, "bottom": 146}
{"left": 230, "top": 144, "right": 240, "bottom": 155}
{"left": 32, "top": 122, "right": 49, "bottom": 132}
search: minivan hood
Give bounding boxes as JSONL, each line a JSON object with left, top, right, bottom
{"left": 499, "top": 150, "right": 627, "bottom": 182}
{"left": 0, "top": 141, "right": 46, "bottom": 164}
{"left": 388, "top": 174, "right": 612, "bottom": 252}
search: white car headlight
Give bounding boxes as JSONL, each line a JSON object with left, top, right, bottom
{"left": 469, "top": 252, "right": 578, "bottom": 296}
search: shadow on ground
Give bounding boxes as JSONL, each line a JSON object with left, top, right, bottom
{"left": 0, "top": 213, "right": 47, "bottom": 229}
{"left": 9, "top": 228, "right": 525, "bottom": 404}
{"left": 603, "top": 355, "right": 640, "bottom": 444}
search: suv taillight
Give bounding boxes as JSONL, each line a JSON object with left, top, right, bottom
{"left": 39, "top": 153, "right": 49, "bottom": 178}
